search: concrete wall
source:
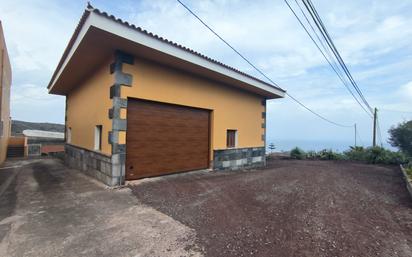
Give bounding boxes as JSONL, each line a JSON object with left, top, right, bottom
{"left": 213, "top": 147, "right": 266, "bottom": 170}
{"left": 0, "top": 21, "right": 12, "bottom": 164}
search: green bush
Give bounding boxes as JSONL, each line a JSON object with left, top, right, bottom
{"left": 388, "top": 120, "right": 412, "bottom": 156}
{"left": 317, "top": 149, "right": 345, "bottom": 160}
{"left": 344, "top": 146, "right": 368, "bottom": 161}
{"left": 344, "top": 146, "right": 408, "bottom": 165}
{"left": 288, "top": 146, "right": 407, "bottom": 165}
{"left": 306, "top": 150, "right": 317, "bottom": 160}
{"left": 290, "top": 147, "right": 306, "bottom": 159}
{"left": 405, "top": 166, "right": 412, "bottom": 180}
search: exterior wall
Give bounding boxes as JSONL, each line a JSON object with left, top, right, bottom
{"left": 214, "top": 147, "right": 266, "bottom": 170}
{"left": 0, "top": 22, "right": 12, "bottom": 164}
{"left": 64, "top": 50, "right": 267, "bottom": 185}
{"left": 66, "top": 58, "right": 114, "bottom": 155}
{"left": 65, "top": 144, "right": 121, "bottom": 186}
{"left": 121, "top": 58, "right": 266, "bottom": 159}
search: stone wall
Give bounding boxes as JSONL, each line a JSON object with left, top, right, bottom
{"left": 213, "top": 147, "right": 266, "bottom": 171}
{"left": 65, "top": 144, "right": 123, "bottom": 186}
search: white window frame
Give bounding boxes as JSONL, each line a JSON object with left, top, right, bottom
{"left": 94, "top": 125, "right": 102, "bottom": 151}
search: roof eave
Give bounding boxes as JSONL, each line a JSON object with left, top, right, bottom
{"left": 48, "top": 7, "right": 286, "bottom": 98}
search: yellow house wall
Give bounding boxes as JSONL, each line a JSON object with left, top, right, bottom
{"left": 66, "top": 56, "right": 266, "bottom": 158}
{"left": 121, "top": 58, "right": 265, "bottom": 158}
{"left": 66, "top": 58, "right": 113, "bottom": 155}
{"left": 0, "top": 23, "right": 12, "bottom": 164}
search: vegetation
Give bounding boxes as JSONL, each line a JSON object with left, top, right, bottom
{"left": 289, "top": 146, "right": 408, "bottom": 165}
{"left": 268, "top": 143, "right": 276, "bottom": 153}
{"left": 290, "top": 147, "right": 306, "bottom": 160}
{"left": 388, "top": 120, "right": 412, "bottom": 156}
{"left": 344, "top": 146, "right": 408, "bottom": 164}
{"left": 405, "top": 166, "right": 412, "bottom": 180}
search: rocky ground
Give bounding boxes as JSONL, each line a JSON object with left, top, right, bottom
{"left": 1, "top": 158, "right": 411, "bottom": 257}
{"left": 130, "top": 159, "right": 412, "bottom": 257}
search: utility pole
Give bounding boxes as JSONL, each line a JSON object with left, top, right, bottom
{"left": 354, "top": 123, "right": 357, "bottom": 147}
{"left": 372, "top": 107, "right": 377, "bottom": 147}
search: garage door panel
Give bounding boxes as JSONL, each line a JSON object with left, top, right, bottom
{"left": 126, "top": 99, "right": 210, "bottom": 179}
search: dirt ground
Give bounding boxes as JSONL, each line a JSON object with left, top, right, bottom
{"left": 1, "top": 158, "right": 411, "bottom": 257}
{"left": 130, "top": 159, "right": 412, "bottom": 257}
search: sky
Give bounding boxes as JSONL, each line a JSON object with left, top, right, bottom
{"left": 0, "top": 0, "right": 411, "bottom": 151}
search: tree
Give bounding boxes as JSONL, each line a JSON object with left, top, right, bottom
{"left": 268, "top": 143, "right": 276, "bottom": 153}
{"left": 388, "top": 120, "right": 412, "bottom": 156}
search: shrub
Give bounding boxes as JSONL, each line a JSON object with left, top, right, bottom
{"left": 317, "top": 149, "right": 344, "bottom": 160}
{"left": 367, "top": 147, "right": 408, "bottom": 164}
{"left": 306, "top": 150, "right": 317, "bottom": 160}
{"left": 344, "top": 146, "right": 408, "bottom": 165}
{"left": 344, "top": 146, "right": 368, "bottom": 162}
{"left": 290, "top": 147, "right": 306, "bottom": 159}
{"left": 405, "top": 166, "right": 412, "bottom": 180}
{"left": 388, "top": 120, "right": 412, "bottom": 156}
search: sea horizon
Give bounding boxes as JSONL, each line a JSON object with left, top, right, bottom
{"left": 266, "top": 138, "right": 394, "bottom": 152}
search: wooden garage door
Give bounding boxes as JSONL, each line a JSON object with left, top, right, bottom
{"left": 126, "top": 99, "right": 210, "bottom": 180}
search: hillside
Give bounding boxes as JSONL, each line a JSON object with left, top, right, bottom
{"left": 11, "top": 120, "right": 65, "bottom": 135}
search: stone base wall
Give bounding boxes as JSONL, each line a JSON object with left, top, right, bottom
{"left": 65, "top": 144, "right": 123, "bottom": 186}
{"left": 213, "top": 147, "right": 266, "bottom": 171}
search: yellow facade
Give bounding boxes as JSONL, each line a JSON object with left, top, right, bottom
{"left": 66, "top": 55, "right": 265, "bottom": 158}
{"left": 122, "top": 58, "right": 265, "bottom": 152}
{"left": 0, "top": 22, "right": 12, "bottom": 164}
{"left": 66, "top": 58, "right": 113, "bottom": 155}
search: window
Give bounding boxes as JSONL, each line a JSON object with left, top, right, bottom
{"left": 94, "top": 125, "right": 103, "bottom": 151}
{"left": 227, "top": 129, "right": 237, "bottom": 148}
{"left": 66, "top": 127, "right": 71, "bottom": 143}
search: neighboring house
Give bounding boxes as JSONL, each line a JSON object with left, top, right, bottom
{"left": 48, "top": 4, "right": 285, "bottom": 186}
{"left": 22, "top": 130, "right": 65, "bottom": 156}
{"left": 0, "top": 21, "right": 12, "bottom": 165}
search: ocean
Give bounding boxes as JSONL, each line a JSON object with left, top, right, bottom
{"left": 266, "top": 139, "right": 394, "bottom": 152}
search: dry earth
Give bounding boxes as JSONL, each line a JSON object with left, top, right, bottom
{"left": 1, "top": 158, "right": 412, "bottom": 257}
{"left": 130, "top": 159, "right": 412, "bottom": 257}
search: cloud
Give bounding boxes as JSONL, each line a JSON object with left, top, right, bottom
{"left": 0, "top": 0, "right": 411, "bottom": 146}
{"left": 398, "top": 81, "right": 412, "bottom": 99}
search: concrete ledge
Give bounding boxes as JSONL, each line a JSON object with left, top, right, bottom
{"left": 214, "top": 147, "right": 265, "bottom": 171}
{"left": 65, "top": 144, "right": 121, "bottom": 186}
{"left": 400, "top": 164, "right": 412, "bottom": 200}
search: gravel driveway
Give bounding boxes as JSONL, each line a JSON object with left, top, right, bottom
{"left": 130, "top": 159, "right": 412, "bottom": 257}
{"left": 1, "top": 158, "right": 411, "bottom": 257}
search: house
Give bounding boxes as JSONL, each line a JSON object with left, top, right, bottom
{"left": 0, "top": 21, "right": 12, "bottom": 165}
{"left": 22, "top": 130, "right": 65, "bottom": 156}
{"left": 48, "top": 4, "right": 285, "bottom": 186}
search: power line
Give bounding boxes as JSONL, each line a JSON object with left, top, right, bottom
{"left": 176, "top": 0, "right": 353, "bottom": 128}
{"left": 302, "top": 0, "right": 374, "bottom": 114}
{"left": 284, "top": 0, "right": 373, "bottom": 118}
{"left": 380, "top": 108, "right": 412, "bottom": 114}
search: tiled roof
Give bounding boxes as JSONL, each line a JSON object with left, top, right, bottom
{"left": 49, "top": 3, "right": 285, "bottom": 93}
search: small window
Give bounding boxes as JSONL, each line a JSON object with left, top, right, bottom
{"left": 94, "top": 125, "right": 102, "bottom": 151}
{"left": 66, "top": 127, "right": 72, "bottom": 143}
{"left": 227, "top": 129, "right": 237, "bottom": 148}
